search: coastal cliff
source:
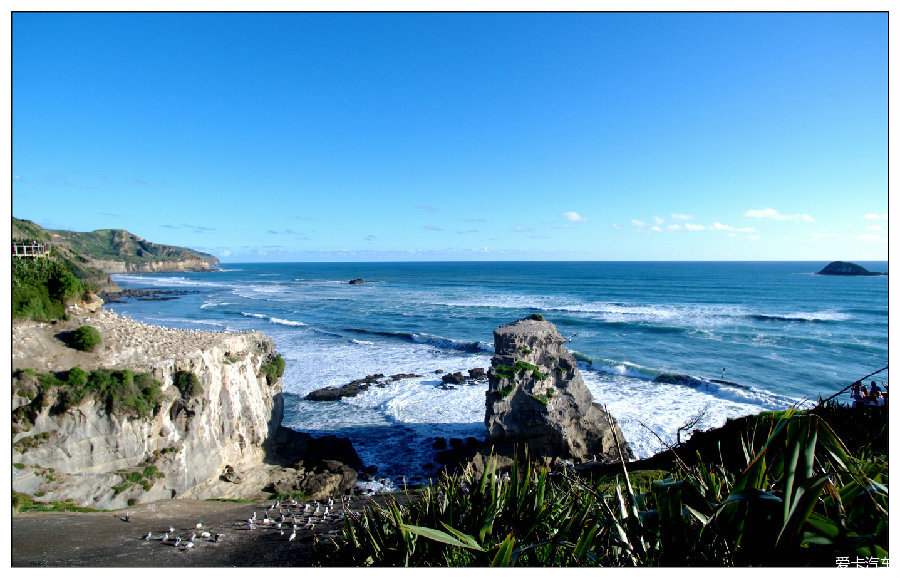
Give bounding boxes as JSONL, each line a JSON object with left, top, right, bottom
{"left": 12, "top": 307, "right": 359, "bottom": 510}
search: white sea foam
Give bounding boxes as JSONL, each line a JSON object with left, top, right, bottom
{"left": 269, "top": 317, "right": 308, "bottom": 327}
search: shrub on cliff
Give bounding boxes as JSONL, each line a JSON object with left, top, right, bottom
{"left": 259, "top": 353, "right": 286, "bottom": 385}
{"left": 173, "top": 370, "right": 202, "bottom": 398}
{"left": 71, "top": 325, "right": 102, "bottom": 352}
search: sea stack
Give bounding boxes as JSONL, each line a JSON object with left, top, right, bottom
{"left": 485, "top": 315, "right": 633, "bottom": 463}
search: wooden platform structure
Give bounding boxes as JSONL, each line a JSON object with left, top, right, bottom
{"left": 12, "top": 241, "right": 51, "bottom": 258}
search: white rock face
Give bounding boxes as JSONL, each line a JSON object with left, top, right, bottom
{"left": 12, "top": 311, "right": 285, "bottom": 509}
{"left": 485, "top": 317, "right": 633, "bottom": 463}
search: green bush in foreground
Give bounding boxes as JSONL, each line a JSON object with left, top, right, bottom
{"left": 335, "top": 408, "right": 887, "bottom": 567}
{"left": 173, "top": 370, "right": 202, "bottom": 398}
{"left": 71, "top": 326, "right": 102, "bottom": 352}
{"left": 12, "top": 257, "right": 86, "bottom": 321}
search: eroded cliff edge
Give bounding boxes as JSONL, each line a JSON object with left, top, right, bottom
{"left": 12, "top": 305, "right": 359, "bottom": 510}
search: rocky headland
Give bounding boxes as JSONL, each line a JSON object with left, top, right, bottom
{"left": 12, "top": 302, "right": 361, "bottom": 511}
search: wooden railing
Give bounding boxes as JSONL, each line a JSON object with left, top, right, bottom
{"left": 12, "top": 241, "right": 51, "bottom": 258}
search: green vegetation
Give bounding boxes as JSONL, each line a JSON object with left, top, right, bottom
{"left": 497, "top": 385, "right": 515, "bottom": 398}
{"left": 13, "top": 432, "right": 51, "bottom": 453}
{"left": 12, "top": 491, "right": 104, "bottom": 513}
{"left": 12, "top": 257, "right": 87, "bottom": 321}
{"left": 173, "top": 370, "right": 202, "bottom": 398}
{"left": 71, "top": 325, "right": 102, "bottom": 351}
{"left": 12, "top": 367, "right": 165, "bottom": 427}
{"left": 529, "top": 394, "right": 548, "bottom": 405}
{"left": 546, "top": 387, "right": 555, "bottom": 398}
{"left": 494, "top": 360, "right": 541, "bottom": 380}
{"left": 332, "top": 407, "right": 887, "bottom": 567}
{"left": 259, "top": 353, "right": 286, "bottom": 385}
{"left": 42, "top": 226, "right": 218, "bottom": 269}
{"left": 528, "top": 313, "right": 545, "bottom": 321}
{"left": 272, "top": 489, "right": 309, "bottom": 501}
{"left": 518, "top": 346, "right": 533, "bottom": 355}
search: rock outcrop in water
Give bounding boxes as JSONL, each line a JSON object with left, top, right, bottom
{"left": 484, "top": 316, "right": 633, "bottom": 463}
{"left": 816, "top": 261, "right": 887, "bottom": 276}
{"left": 12, "top": 308, "right": 360, "bottom": 509}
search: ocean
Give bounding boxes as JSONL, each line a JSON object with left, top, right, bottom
{"left": 105, "top": 261, "right": 889, "bottom": 491}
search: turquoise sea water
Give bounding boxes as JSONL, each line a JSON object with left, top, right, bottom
{"left": 106, "top": 261, "right": 889, "bottom": 489}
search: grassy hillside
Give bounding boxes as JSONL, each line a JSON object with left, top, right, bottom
{"left": 46, "top": 227, "right": 219, "bottom": 268}
{"left": 12, "top": 218, "right": 219, "bottom": 279}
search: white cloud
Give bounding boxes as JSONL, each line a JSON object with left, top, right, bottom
{"left": 651, "top": 226, "right": 663, "bottom": 232}
{"left": 670, "top": 213, "right": 694, "bottom": 221}
{"left": 685, "top": 223, "right": 705, "bottom": 231}
{"left": 667, "top": 224, "right": 682, "bottom": 231}
{"left": 865, "top": 213, "right": 888, "bottom": 220}
{"left": 513, "top": 225, "right": 532, "bottom": 233}
{"left": 853, "top": 234, "right": 887, "bottom": 243}
{"left": 612, "top": 223, "right": 623, "bottom": 229}
{"left": 745, "top": 208, "right": 814, "bottom": 222}
{"left": 631, "top": 219, "right": 645, "bottom": 228}
{"left": 219, "top": 249, "right": 231, "bottom": 257}
{"left": 713, "top": 222, "right": 756, "bottom": 233}
{"left": 867, "top": 225, "right": 883, "bottom": 231}
{"left": 653, "top": 216, "right": 665, "bottom": 225}
{"left": 561, "top": 211, "right": 588, "bottom": 223}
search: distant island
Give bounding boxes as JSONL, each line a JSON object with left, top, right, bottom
{"left": 816, "top": 261, "right": 887, "bottom": 276}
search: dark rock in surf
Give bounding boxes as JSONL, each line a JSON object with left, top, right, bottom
{"left": 442, "top": 372, "right": 467, "bottom": 385}
{"left": 348, "top": 278, "right": 366, "bottom": 284}
{"left": 816, "top": 261, "right": 887, "bottom": 276}
{"left": 468, "top": 368, "right": 487, "bottom": 381}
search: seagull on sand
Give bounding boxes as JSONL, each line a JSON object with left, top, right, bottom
{"left": 182, "top": 541, "right": 194, "bottom": 551}
{"left": 215, "top": 534, "right": 223, "bottom": 542}
{"left": 174, "top": 536, "right": 182, "bottom": 547}
{"left": 143, "top": 532, "right": 153, "bottom": 541}
{"left": 196, "top": 522, "right": 203, "bottom": 529}
{"left": 161, "top": 533, "right": 169, "bottom": 542}
{"left": 168, "top": 526, "right": 175, "bottom": 533}
{"left": 200, "top": 531, "right": 211, "bottom": 539}
{"left": 288, "top": 530, "right": 297, "bottom": 542}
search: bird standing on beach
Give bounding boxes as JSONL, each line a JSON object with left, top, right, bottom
{"left": 161, "top": 533, "right": 169, "bottom": 542}
{"left": 215, "top": 533, "right": 223, "bottom": 542}
{"left": 168, "top": 526, "right": 175, "bottom": 533}
{"left": 196, "top": 522, "right": 203, "bottom": 529}
{"left": 143, "top": 532, "right": 153, "bottom": 541}
{"left": 182, "top": 541, "right": 194, "bottom": 551}
{"left": 288, "top": 530, "right": 296, "bottom": 542}
{"left": 124, "top": 512, "right": 130, "bottom": 522}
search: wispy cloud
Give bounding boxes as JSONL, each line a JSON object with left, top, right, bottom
{"left": 865, "top": 213, "right": 888, "bottom": 220}
{"left": 182, "top": 224, "right": 216, "bottom": 233}
{"left": 464, "top": 217, "right": 487, "bottom": 223}
{"left": 653, "top": 216, "right": 665, "bottom": 225}
{"left": 712, "top": 222, "right": 756, "bottom": 232}
{"left": 666, "top": 224, "right": 682, "bottom": 231}
{"left": 745, "top": 208, "right": 814, "bottom": 222}
{"left": 365, "top": 234, "right": 376, "bottom": 241}
{"left": 267, "top": 229, "right": 300, "bottom": 235}
{"left": 423, "top": 224, "right": 442, "bottom": 231}
{"left": 852, "top": 234, "right": 887, "bottom": 243}
{"left": 867, "top": 225, "right": 883, "bottom": 231}
{"left": 611, "top": 223, "right": 623, "bottom": 229}
{"left": 685, "top": 223, "right": 705, "bottom": 231}
{"left": 98, "top": 211, "right": 121, "bottom": 218}
{"left": 161, "top": 224, "right": 179, "bottom": 229}
{"left": 631, "top": 219, "right": 645, "bottom": 228}
{"left": 513, "top": 225, "right": 533, "bottom": 233}
{"left": 670, "top": 213, "right": 693, "bottom": 221}
{"left": 561, "top": 211, "right": 587, "bottom": 223}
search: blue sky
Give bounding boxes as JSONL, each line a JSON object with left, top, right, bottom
{"left": 11, "top": 12, "right": 888, "bottom": 262}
